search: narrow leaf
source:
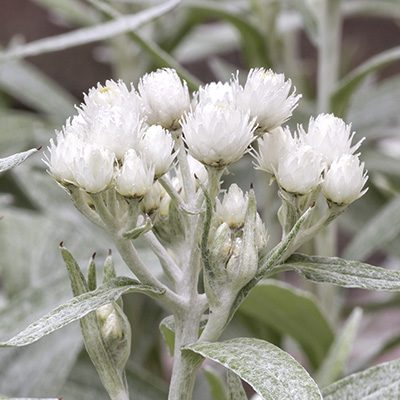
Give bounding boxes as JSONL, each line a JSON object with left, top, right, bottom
{"left": 226, "top": 369, "right": 247, "bottom": 400}
{"left": 0, "top": 0, "right": 181, "bottom": 60}
{"left": 184, "top": 1, "right": 271, "bottom": 68}
{"left": 332, "top": 46, "right": 400, "bottom": 117}
{"left": 344, "top": 196, "right": 400, "bottom": 261}
{"left": 0, "top": 276, "right": 163, "bottom": 347}
{"left": 0, "top": 148, "right": 39, "bottom": 173}
{"left": 322, "top": 358, "right": 400, "bottom": 399}
{"left": 0, "top": 60, "right": 76, "bottom": 117}
{"left": 184, "top": 338, "right": 323, "bottom": 400}
{"left": 315, "top": 308, "right": 363, "bottom": 387}
{"left": 280, "top": 254, "right": 400, "bottom": 291}
{"left": 203, "top": 367, "right": 229, "bottom": 400}
{"left": 238, "top": 280, "right": 334, "bottom": 369}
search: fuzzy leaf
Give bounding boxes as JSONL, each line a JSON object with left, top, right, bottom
{"left": 203, "top": 367, "right": 229, "bottom": 400}
{"left": 332, "top": 46, "right": 400, "bottom": 117}
{"left": 322, "top": 358, "right": 400, "bottom": 399}
{"left": 0, "top": 0, "right": 181, "bottom": 60}
{"left": 184, "top": 338, "right": 323, "bottom": 400}
{"left": 280, "top": 254, "right": 400, "bottom": 291}
{"left": 315, "top": 308, "right": 363, "bottom": 387}
{"left": 0, "top": 277, "right": 163, "bottom": 347}
{"left": 226, "top": 369, "right": 247, "bottom": 400}
{"left": 0, "top": 148, "right": 39, "bottom": 174}
{"left": 344, "top": 196, "right": 400, "bottom": 261}
{"left": 238, "top": 280, "right": 334, "bottom": 369}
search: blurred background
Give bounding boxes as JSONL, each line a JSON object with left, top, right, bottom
{"left": 0, "top": 1, "right": 400, "bottom": 399}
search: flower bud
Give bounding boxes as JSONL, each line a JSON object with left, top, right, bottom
{"left": 322, "top": 154, "right": 368, "bottom": 204}
{"left": 96, "top": 302, "right": 131, "bottom": 373}
{"left": 115, "top": 149, "right": 154, "bottom": 198}
{"left": 139, "top": 125, "right": 176, "bottom": 178}
{"left": 215, "top": 184, "right": 248, "bottom": 229}
{"left": 138, "top": 68, "right": 191, "bottom": 129}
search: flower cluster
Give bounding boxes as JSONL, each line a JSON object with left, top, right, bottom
{"left": 44, "top": 72, "right": 181, "bottom": 196}
{"left": 45, "top": 67, "right": 367, "bottom": 217}
{"left": 255, "top": 113, "right": 368, "bottom": 205}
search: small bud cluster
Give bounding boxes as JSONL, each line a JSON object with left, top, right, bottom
{"left": 255, "top": 113, "right": 368, "bottom": 205}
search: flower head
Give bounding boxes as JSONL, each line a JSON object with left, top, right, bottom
{"left": 70, "top": 144, "right": 116, "bottom": 193}
{"left": 254, "top": 126, "right": 297, "bottom": 175}
{"left": 275, "top": 144, "right": 325, "bottom": 194}
{"left": 237, "top": 68, "right": 301, "bottom": 132}
{"left": 115, "top": 149, "right": 154, "bottom": 198}
{"left": 181, "top": 102, "right": 256, "bottom": 167}
{"left": 139, "top": 125, "right": 176, "bottom": 178}
{"left": 216, "top": 184, "right": 249, "bottom": 229}
{"left": 138, "top": 68, "right": 190, "bottom": 129}
{"left": 299, "top": 113, "right": 363, "bottom": 165}
{"left": 322, "top": 154, "right": 368, "bottom": 204}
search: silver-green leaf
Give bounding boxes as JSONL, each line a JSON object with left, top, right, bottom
{"left": 184, "top": 338, "right": 323, "bottom": 400}
{"left": 280, "top": 254, "right": 400, "bottom": 291}
{"left": 0, "top": 148, "right": 39, "bottom": 174}
{"left": 322, "top": 358, "right": 400, "bottom": 399}
{"left": 0, "top": 276, "right": 164, "bottom": 347}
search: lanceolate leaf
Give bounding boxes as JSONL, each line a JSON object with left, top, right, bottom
{"left": 0, "top": 277, "right": 164, "bottom": 347}
{"left": 203, "top": 367, "right": 229, "bottom": 400}
{"left": 332, "top": 46, "right": 400, "bottom": 117}
{"left": 226, "top": 369, "right": 247, "bottom": 400}
{"left": 280, "top": 254, "right": 400, "bottom": 291}
{"left": 184, "top": 338, "right": 323, "bottom": 400}
{"left": 322, "top": 358, "right": 400, "bottom": 399}
{"left": 314, "top": 308, "right": 363, "bottom": 387}
{"left": 238, "top": 280, "right": 334, "bottom": 369}
{"left": 343, "top": 195, "right": 400, "bottom": 261}
{"left": 0, "top": 148, "right": 39, "bottom": 174}
{"left": 183, "top": 0, "right": 271, "bottom": 68}
{"left": 0, "top": 0, "right": 181, "bottom": 60}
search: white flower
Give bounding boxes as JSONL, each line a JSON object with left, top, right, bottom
{"left": 138, "top": 68, "right": 191, "bottom": 129}
{"left": 254, "top": 126, "right": 297, "bottom": 175}
{"left": 299, "top": 113, "right": 363, "bottom": 165}
{"left": 216, "top": 184, "right": 248, "bottom": 229}
{"left": 322, "top": 154, "right": 368, "bottom": 204}
{"left": 237, "top": 68, "right": 301, "bottom": 132}
{"left": 44, "top": 129, "right": 83, "bottom": 184}
{"left": 194, "top": 81, "right": 239, "bottom": 106}
{"left": 71, "top": 144, "right": 116, "bottom": 193}
{"left": 275, "top": 144, "right": 325, "bottom": 194}
{"left": 181, "top": 102, "right": 257, "bottom": 167}
{"left": 115, "top": 149, "right": 154, "bottom": 197}
{"left": 139, "top": 125, "right": 176, "bottom": 178}
{"left": 76, "top": 80, "right": 145, "bottom": 160}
